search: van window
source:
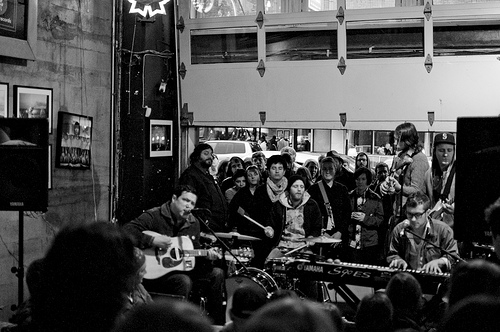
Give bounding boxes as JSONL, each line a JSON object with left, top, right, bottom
{"left": 212, "top": 142, "right": 245, "bottom": 154}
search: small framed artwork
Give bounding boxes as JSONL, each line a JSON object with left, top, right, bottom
{"left": 14, "top": 85, "right": 53, "bottom": 133}
{"left": 48, "top": 144, "right": 52, "bottom": 189}
{"left": 277, "top": 129, "right": 284, "bottom": 138}
{"left": 55, "top": 111, "right": 93, "bottom": 169}
{"left": 284, "top": 130, "right": 290, "bottom": 138}
{"left": 148, "top": 119, "right": 172, "bottom": 157}
{"left": 0, "top": 83, "right": 7, "bottom": 117}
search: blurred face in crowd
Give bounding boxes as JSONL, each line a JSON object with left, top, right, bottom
{"left": 376, "top": 165, "right": 389, "bottom": 182}
{"left": 355, "top": 173, "right": 369, "bottom": 192}
{"left": 234, "top": 176, "right": 246, "bottom": 190}
{"left": 435, "top": 143, "right": 455, "bottom": 171}
{"left": 197, "top": 148, "right": 213, "bottom": 169}
{"left": 321, "top": 161, "right": 336, "bottom": 183}
{"left": 269, "top": 162, "right": 285, "bottom": 183}
{"left": 289, "top": 179, "right": 305, "bottom": 204}
{"left": 252, "top": 156, "right": 266, "bottom": 172}
{"left": 170, "top": 191, "right": 197, "bottom": 220}
{"left": 230, "top": 159, "right": 243, "bottom": 175}
{"left": 247, "top": 169, "right": 260, "bottom": 187}
{"left": 356, "top": 155, "right": 368, "bottom": 169}
{"left": 306, "top": 163, "right": 318, "bottom": 179}
{"left": 136, "top": 261, "right": 147, "bottom": 285}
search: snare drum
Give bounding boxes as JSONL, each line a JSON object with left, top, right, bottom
{"left": 264, "top": 257, "right": 294, "bottom": 290}
{"left": 225, "top": 267, "right": 278, "bottom": 321}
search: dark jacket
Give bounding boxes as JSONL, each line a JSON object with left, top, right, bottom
{"left": 228, "top": 187, "right": 263, "bottom": 238}
{"left": 348, "top": 188, "right": 384, "bottom": 248}
{"left": 123, "top": 202, "right": 201, "bottom": 249}
{"left": 178, "top": 164, "right": 228, "bottom": 232}
{"left": 307, "top": 180, "right": 352, "bottom": 242}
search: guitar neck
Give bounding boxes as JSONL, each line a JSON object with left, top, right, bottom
{"left": 182, "top": 249, "right": 210, "bottom": 257}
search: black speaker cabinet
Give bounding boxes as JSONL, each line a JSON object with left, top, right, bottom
{"left": 455, "top": 116, "right": 500, "bottom": 244}
{"left": 0, "top": 118, "right": 48, "bottom": 211}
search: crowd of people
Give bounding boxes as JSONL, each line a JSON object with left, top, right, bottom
{"left": 6, "top": 121, "right": 500, "bottom": 332}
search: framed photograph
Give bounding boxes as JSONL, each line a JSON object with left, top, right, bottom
{"left": 0, "top": 0, "right": 37, "bottom": 60}
{"left": 148, "top": 119, "right": 172, "bottom": 157}
{"left": 55, "top": 111, "right": 92, "bottom": 169}
{"left": 14, "top": 86, "right": 53, "bottom": 133}
{"left": 284, "top": 130, "right": 290, "bottom": 138}
{"left": 277, "top": 129, "right": 284, "bottom": 138}
{"left": 0, "top": 82, "right": 7, "bottom": 117}
{"left": 48, "top": 144, "right": 52, "bottom": 189}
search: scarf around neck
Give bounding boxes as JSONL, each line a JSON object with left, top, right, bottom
{"left": 266, "top": 177, "right": 288, "bottom": 203}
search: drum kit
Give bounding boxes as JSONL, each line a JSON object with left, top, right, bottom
{"left": 218, "top": 231, "right": 342, "bottom": 304}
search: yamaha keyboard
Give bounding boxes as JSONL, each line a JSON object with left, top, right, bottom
{"left": 268, "top": 259, "right": 450, "bottom": 297}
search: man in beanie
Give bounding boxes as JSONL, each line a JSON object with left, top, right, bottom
{"left": 424, "top": 132, "right": 456, "bottom": 228}
{"left": 179, "top": 143, "right": 228, "bottom": 232}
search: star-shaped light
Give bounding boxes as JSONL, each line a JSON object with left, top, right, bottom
{"left": 128, "top": 0, "right": 170, "bottom": 18}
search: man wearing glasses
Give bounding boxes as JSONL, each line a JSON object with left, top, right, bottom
{"left": 387, "top": 192, "right": 459, "bottom": 273}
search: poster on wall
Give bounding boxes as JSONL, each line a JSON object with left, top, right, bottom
{"left": 0, "top": 82, "right": 7, "bottom": 117}
{"left": 0, "top": 0, "right": 17, "bottom": 33}
{"left": 14, "top": 85, "right": 53, "bottom": 133}
{"left": 55, "top": 112, "right": 92, "bottom": 169}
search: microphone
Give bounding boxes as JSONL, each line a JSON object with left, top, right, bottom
{"left": 190, "top": 208, "right": 212, "bottom": 215}
{"left": 400, "top": 220, "right": 410, "bottom": 236}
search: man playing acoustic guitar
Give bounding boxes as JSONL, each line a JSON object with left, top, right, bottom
{"left": 123, "top": 184, "right": 225, "bottom": 325}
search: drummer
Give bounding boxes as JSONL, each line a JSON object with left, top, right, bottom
{"left": 266, "top": 175, "right": 323, "bottom": 259}
{"left": 266, "top": 175, "right": 323, "bottom": 299}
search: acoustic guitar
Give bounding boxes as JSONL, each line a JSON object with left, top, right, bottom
{"left": 142, "top": 231, "right": 252, "bottom": 279}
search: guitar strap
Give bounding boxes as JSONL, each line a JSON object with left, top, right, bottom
{"left": 440, "top": 163, "right": 456, "bottom": 200}
{"left": 318, "top": 181, "right": 335, "bottom": 230}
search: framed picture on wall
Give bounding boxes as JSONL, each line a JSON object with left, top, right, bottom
{"left": 277, "top": 129, "right": 284, "bottom": 138}
{"left": 148, "top": 119, "right": 172, "bottom": 157}
{"left": 14, "top": 85, "right": 53, "bottom": 133}
{"left": 55, "top": 111, "right": 93, "bottom": 169}
{"left": 0, "top": 83, "right": 7, "bottom": 117}
{"left": 284, "top": 130, "right": 290, "bottom": 138}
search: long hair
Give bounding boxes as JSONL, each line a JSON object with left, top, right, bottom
{"left": 395, "top": 122, "right": 421, "bottom": 153}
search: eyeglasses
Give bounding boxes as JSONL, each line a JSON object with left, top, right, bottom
{"left": 406, "top": 210, "right": 427, "bottom": 219}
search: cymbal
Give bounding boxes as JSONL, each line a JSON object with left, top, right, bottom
{"left": 214, "top": 232, "right": 261, "bottom": 241}
{"left": 299, "top": 236, "right": 342, "bottom": 244}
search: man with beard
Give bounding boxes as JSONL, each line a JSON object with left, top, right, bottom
{"left": 179, "top": 143, "right": 228, "bottom": 232}
{"left": 123, "top": 185, "right": 226, "bottom": 325}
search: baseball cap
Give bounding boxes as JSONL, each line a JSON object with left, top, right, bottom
{"left": 434, "top": 133, "right": 455, "bottom": 145}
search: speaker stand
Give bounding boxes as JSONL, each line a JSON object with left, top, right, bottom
{"left": 11, "top": 211, "right": 24, "bottom": 310}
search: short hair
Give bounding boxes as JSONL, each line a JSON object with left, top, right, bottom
{"left": 405, "top": 191, "right": 431, "bottom": 211}
{"left": 232, "top": 169, "right": 246, "bottom": 182}
{"left": 485, "top": 197, "right": 500, "bottom": 237}
{"left": 230, "top": 286, "right": 267, "bottom": 319}
{"left": 440, "top": 295, "right": 500, "bottom": 332}
{"left": 447, "top": 259, "right": 500, "bottom": 308}
{"left": 355, "top": 292, "right": 393, "bottom": 332}
{"left": 189, "top": 143, "right": 213, "bottom": 164}
{"left": 266, "top": 154, "right": 287, "bottom": 170}
{"left": 252, "top": 151, "right": 266, "bottom": 160}
{"left": 353, "top": 166, "right": 372, "bottom": 184}
{"left": 173, "top": 184, "right": 197, "bottom": 198}
{"left": 375, "top": 162, "right": 389, "bottom": 171}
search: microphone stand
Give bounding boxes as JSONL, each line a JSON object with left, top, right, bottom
{"left": 404, "top": 227, "right": 465, "bottom": 264}
{"left": 191, "top": 211, "right": 250, "bottom": 274}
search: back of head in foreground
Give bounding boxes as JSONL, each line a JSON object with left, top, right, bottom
{"left": 31, "top": 222, "right": 136, "bottom": 332}
{"left": 113, "top": 299, "right": 213, "bottom": 332}
{"left": 440, "top": 295, "right": 500, "bottom": 332}
{"left": 385, "top": 272, "right": 423, "bottom": 317}
{"left": 355, "top": 292, "right": 393, "bottom": 332}
{"left": 240, "top": 298, "right": 337, "bottom": 332}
